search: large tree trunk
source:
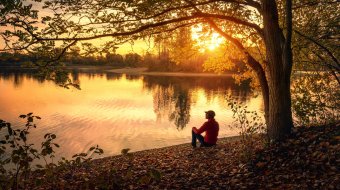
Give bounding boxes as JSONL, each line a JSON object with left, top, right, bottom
{"left": 262, "top": 0, "right": 294, "bottom": 140}
{"left": 266, "top": 67, "right": 293, "bottom": 140}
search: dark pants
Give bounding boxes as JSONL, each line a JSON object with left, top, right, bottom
{"left": 191, "top": 130, "right": 215, "bottom": 147}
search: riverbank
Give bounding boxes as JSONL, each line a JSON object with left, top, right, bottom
{"left": 26, "top": 122, "right": 339, "bottom": 190}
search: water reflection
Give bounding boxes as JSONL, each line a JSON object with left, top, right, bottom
{"left": 151, "top": 82, "right": 191, "bottom": 130}
{"left": 142, "top": 76, "right": 252, "bottom": 129}
{"left": 0, "top": 70, "right": 254, "bottom": 130}
{"left": 0, "top": 69, "right": 262, "bottom": 158}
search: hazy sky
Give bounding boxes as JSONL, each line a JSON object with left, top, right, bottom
{"left": 0, "top": 1, "right": 156, "bottom": 55}
{"left": 1, "top": 1, "right": 226, "bottom": 55}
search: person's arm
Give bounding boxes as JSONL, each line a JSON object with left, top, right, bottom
{"left": 192, "top": 122, "right": 208, "bottom": 134}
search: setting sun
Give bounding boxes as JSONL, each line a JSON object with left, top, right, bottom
{"left": 191, "top": 25, "right": 224, "bottom": 52}
{"left": 207, "top": 33, "right": 224, "bottom": 50}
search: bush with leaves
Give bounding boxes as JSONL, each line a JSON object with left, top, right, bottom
{"left": 0, "top": 113, "right": 46, "bottom": 189}
{"left": 0, "top": 113, "right": 103, "bottom": 189}
{"left": 0, "top": 113, "right": 163, "bottom": 189}
{"left": 291, "top": 72, "right": 340, "bottom": 126}
{"left": 227, "top": 96, "right": 266, "bottom": 161}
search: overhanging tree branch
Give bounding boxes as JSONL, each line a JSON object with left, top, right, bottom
{"left": 44, "top": 40, "right": 78, "bottom": 67}
{"left": 192, "top": 12, "right": 263, "bottom": 37}
{"left": 294, "top": 29, "right": 340, "bottom": 69}
{"left": 2, "top": 0, "right": 265, "bottom": 53}
{"left": 34, "top": 16, "right": 199, "bottom": 41}
{"left": 188, "top": 4, "right": 265, "bottom": 73}
{"left": 207, "top": 19, "right": 266, "bottom": 78}
{"left": 312, "top": 50, "right": 340, "bottom": 86}
{"left": 75, "top": 0, "right": 260, "bottom": 28}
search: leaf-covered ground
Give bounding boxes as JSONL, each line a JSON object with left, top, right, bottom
{"left": 31, "top": 123, "right": 339, "bottom": 190}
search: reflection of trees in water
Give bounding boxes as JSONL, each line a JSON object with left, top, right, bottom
{"left": 70, "top": 71, "right": 142, "bottom": 82}
{"left": 0, "top": 70, "right": 45, "bottom": 88}
{"left": 145, "top": 78, "right": 191, "bottom": 130}
{"left": 0, "top": 71, "right": 23, "bottom": 87}
{"left": 84, "top": 72, "right": 101, "bottom": 80}
{"left": 125, "top": 74, "right": 142, "bottom": 81}
{"left": 142, "top": 76, "right": 252, "bottom": 129}
{"left": 152, "top": 85, "right": 174, "bottom": 123}
{"left": 105, "top": 72, "right": 123, "bottom": 80}
{"left": 169, "top": 91, "right": 191, "bottom": 129}
{"left": 105, "top": 73, "right": 142, "bottom": 81}
{"left": 199, "top": 77, "right": 251, "bottom": 104}
{"left": 0, "top": 71, "right": 253, "bottom": 129}
{"left": 13, "top": 72, "right": 22, "bottom": 88}
{"left": 0, "top": 70, "right": 137, "bottom": 88}
{"left": 70, "top": 70, "right": 80, "bottom": 84}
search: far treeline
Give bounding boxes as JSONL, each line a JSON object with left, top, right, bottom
{"left": 0, "top": 27, "right": 250, "bottom": 73}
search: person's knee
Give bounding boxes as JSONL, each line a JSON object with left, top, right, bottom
{"left": 192, "top": 129, "right": 196, "bottom": 135}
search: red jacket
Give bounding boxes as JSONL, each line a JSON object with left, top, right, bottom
{"left": 196, "top": 119, "right": 219, "bottom": 144}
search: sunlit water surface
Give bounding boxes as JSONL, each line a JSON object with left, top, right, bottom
{"left": 0, "top": 71, "right": 263, "bottom": 160}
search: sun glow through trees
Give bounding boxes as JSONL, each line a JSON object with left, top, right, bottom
{"left": 191, "top": 25, "right": 224, "bottom": 52}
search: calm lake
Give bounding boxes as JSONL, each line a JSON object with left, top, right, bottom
{"left": 0, "top": 70, "right": 263, "bottom": 159}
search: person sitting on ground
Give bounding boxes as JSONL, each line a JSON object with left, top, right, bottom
{"left": 192, "top": 110, "right": 219, "bottom": 148}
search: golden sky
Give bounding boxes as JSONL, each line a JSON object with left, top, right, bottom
{"left": 1, "top": 1, "right": 226, "bottom": 55}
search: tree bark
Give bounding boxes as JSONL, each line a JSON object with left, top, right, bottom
{"left": 262, "top": 0, "right": 294, "bottom": 140}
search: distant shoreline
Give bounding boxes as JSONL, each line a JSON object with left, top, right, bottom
{"left": 0, "top": 65, "right": 236, "bottom": 77}
{"left": 107, "top": 67, "right": 234, "bottom": 77}
{"left": 1, "top": 65, "right": 331, "bottom": 77}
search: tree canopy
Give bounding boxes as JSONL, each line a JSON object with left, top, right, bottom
{"left": 1, "top": 1, "right": 338, "bottom": 69}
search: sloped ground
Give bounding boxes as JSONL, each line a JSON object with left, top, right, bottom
{"left": 31, "top": 123, "right": 339, "bottom": 190}
{"left": 232, "top": 123, "right": 339, "bottom": 190}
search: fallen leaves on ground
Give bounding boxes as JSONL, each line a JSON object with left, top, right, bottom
{"left": 28, "top": 123, "right": 339, "bottom": 189}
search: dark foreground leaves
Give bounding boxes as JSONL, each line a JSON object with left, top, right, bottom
{"left": 247, "top": 123, "right": 340, "bottom": 189}
{"left": 29, "top": 123, "right": 339, "bottom": 190}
